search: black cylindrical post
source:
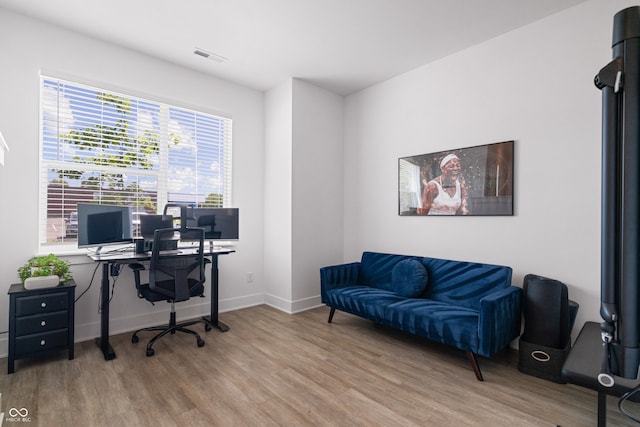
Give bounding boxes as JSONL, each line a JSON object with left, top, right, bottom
{"left": 600, "top": 84, "right": 619, "bottom": 324}
{"left": 599, "top": 6, "right": 640, "bottom": 380}
{"left": 616, "top": 31, "right": 640, "bottom": 377}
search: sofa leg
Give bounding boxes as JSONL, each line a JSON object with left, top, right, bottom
{"left": 328, "top": 307, "right": 336, "bottom": 323}
{"left": 466, "top": 351, "right": 484, "bottom": 381}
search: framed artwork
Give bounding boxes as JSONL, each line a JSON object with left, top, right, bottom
{"left": 398, "top": 140, "right": 514, "bottom": 216}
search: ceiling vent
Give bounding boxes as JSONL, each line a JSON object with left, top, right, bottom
{"left": 193, "top": 47, "right": 228, "bottom": 63}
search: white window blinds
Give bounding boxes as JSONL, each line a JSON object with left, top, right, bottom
{"left": 39, "top": 76, "right": 232, "bottom": 249}
{"left": 398, "top": 158, "right": 422, "bottom": 214}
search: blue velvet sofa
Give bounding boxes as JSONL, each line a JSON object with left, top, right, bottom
{"left": 320, "top": 251, "right": 522, "bottom": 381}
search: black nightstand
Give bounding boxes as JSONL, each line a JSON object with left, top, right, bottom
{"left": 7, "top": 280, "right": 76, "bottom": 374}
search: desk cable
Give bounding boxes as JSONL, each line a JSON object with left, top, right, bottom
{"left": 618, "top": 384, "right": 640, "bottom": 424}
{"left": 74, "top": 261, "right": 101, "bottom": 304}
{"left": 74, "top": 261, "right": 119, "bottom": 314}
{"left": 97, "top": 268, "right": 120, "bottom": 314}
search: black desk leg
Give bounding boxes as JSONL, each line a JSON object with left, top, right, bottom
{"left": 598, "top": 391, "right": 606, "bottom": 427}
{"left": 202, "top": 255, "right": 229, "bottom": 332}
{"left": 95, "top": 262, "right": 116, "bottom": 360}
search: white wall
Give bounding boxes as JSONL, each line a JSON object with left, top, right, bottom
{"left": 264, "top": 80, "right": 294, "bottom": 308}
{"left": 263, "top": 79, "right": 345, "bottom": 313}
{"left": 0, "top": 9, "right": 266, "bottom": 352}
{"left": 291, "top": 79, "right": 344, "bottom": 311}
{"left": 343, "top": 0, "right": 638, "bottom": 335}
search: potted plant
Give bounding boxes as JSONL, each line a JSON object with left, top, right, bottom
{"left": 18, "top": 253, "right": 73, "bottom": 289}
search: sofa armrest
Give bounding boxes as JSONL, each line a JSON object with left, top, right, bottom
{"left": 478, "top": 286, "right": 522, "bottom": 357}
{"left": 320, "top": 262, "right": 361, "bottom": 303}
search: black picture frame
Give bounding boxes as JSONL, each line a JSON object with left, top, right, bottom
{"left": 398, "top": 140, "right": 514, "bottom": 216}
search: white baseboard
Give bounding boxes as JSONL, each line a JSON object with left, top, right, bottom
{"left": 0, "top": 293, "right": 322, "bottom": 358}
{"left": 263, "top": 293, "right": 323, "bottom": 314}
{"left": 74, "top": 292, "right": 269, "bottom": 342}
{"left": 291, "top": 295, "right": 323, "bottom": 313}
{"left": 0, "top": 336, "right": 6, "bottom": 361}
{"left": 219, "top": 292, "right": 266, "bottom": 313}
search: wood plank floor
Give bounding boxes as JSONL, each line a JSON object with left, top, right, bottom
{"left": 1, "top": 305, "right": 639, "bottom": 426}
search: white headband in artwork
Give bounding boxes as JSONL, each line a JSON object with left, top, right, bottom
{"left": 440, "top": 153, "right": 459, "bottom": 170}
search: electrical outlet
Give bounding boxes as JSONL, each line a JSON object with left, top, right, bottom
{"left": 246, "top": 272, "right": 254, "bottom": 283}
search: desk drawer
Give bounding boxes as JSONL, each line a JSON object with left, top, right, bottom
{"left": 15, "top": 292, "right": 69, "bottom": 316}
{"left": 15, "top": 311, "right": 69, "bottom": 336}
{"left": 15, "top": 329, "right": 68, "bottom": 355}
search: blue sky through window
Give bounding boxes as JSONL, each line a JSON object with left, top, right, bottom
{"left": 39, "top": 76, "right": 232, "bottom": 246}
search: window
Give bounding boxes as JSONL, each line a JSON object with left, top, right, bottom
{"left": 39, "top": 76, "right": 232, "bottom": 250}
{"left": 398, "top": 158, "right": 422, "bottom": 214}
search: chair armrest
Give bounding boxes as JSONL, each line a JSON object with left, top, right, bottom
{"left": 320, "top": 262, "right": 361, "bottom": 302}
{"left": 478, "top": 286, "right": 522, "bottom": 357}
{"left": 128, "top": 263, "right": 145, "bottom": 272}
{"left": 128, "top": 263, "right": 146, "bottom": 298}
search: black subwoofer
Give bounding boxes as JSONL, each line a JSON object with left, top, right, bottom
{"left": 518, "top": 274, "right": 579, "bottom": 383}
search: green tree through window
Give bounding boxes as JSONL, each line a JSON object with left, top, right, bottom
{"left": 39, "top": 76, "right": 233, "bottom": 249}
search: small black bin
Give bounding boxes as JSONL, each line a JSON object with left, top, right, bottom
{"left": 518, "top": 274, "right": 579, "bottom": 383}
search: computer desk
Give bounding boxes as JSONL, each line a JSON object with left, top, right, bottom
{"left": 89, "top": 246, "right": 234, "bottom": 361}
{"left": 562, "top": 321, "right": 640, "bottom": 426}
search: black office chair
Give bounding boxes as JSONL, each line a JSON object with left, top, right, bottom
{"left": 129, "top": 227, "right": 211, "bottom": 356}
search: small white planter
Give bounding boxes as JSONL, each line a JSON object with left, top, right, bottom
{"left": 24, "top": 275, "right": 60, "bottom": 290}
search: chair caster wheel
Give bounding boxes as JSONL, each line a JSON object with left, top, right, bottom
{"left": 204, "top": 323, "right": 212, "bottom": 332}
{"left": 146, "top": 348, "right": 155, "bottom": 357}
{"left": 197, "top": 339, "right": 205, "bottom": 347}
{"left": 132, "top": 335, "right": 139, "bottom": 344}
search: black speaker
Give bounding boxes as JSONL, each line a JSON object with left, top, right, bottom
{"left": 519, "top": 274, "right": 579, "bottom": 383}
{"left": 521, "top": 274, "right": 570, "bottom": 348}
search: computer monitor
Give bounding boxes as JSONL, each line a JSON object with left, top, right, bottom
{"left": 87, "top": 211, "right": 123, "bottom": 245}
{"left": 77, "top": 203, "right": 133, "bottom": 252}
{"left": 191, "top": 208, "right": 239, "bottom": 240}
{"left": 140, "top": 215, "right": 174, "bottom": 239}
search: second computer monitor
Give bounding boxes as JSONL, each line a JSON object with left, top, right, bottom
{"left": 191, "top": 208, "right": 239, "bottom": 240}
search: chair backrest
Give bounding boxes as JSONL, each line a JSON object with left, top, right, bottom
{"left": 163, "top": 203, "right": 192, "bottom": 231}
{"left": 149, "top": 227, "right": 205, "bottom": 302}
{"left": 140, "top": 214, "right": 174, "bottom": 239}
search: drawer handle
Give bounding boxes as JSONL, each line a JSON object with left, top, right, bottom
{"left": 531, "top": 350, "right": 551, "bottom": 362}
{"left": 41, "top": 302, "right": 47, "bottom": 308}
{"left": 41, "top": 320, "right": 46, "bottom": 327}
{"left": 40, "top": 340, "right": 46, "bottom": 346}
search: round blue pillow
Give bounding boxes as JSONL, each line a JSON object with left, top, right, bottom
{"left": 391, "top": 259, "right": 428, "bottom": 298}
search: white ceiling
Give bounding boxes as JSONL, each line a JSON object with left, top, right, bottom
{"left": 0, "top": 0, "right": 588, "bottom": 95}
